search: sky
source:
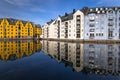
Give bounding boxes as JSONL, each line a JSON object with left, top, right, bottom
{"left": 0, "top": 0, "right": 120, "bottom": 25}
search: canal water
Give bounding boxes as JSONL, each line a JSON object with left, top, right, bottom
{"left": 0, "top": 40, "right": 120, "bottom": 80}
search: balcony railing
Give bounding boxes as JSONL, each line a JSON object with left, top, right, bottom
{"left": 89, "top": 17, "right": 95, "bottom": 21}
{"left": 108, "top": 22, "right": 114, "bottom": 26}
{"left": 89, "top": 24, "right": 95, "bottom": 27}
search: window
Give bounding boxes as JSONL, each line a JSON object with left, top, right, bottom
{"left": 102, "top": 33, "right": 103, "bottom": 36}
{"left": 108, "top": 30, "right": 113, "bottom": 38}
{"left": 108, "top": 10, "right": 113, "bottom": 14}
{"left": 96, "top": 33, "right": 98, "bottom": 36}
{"left": 69, "top": 34, "right": 71, "bottom": 36}
{"left": 69, "top": 30, "right": 71, "bottom": 32}
{"left": 99, "top": 33, "right": 101, "bottom": 36}
{"left": 69, "top": 25, "right": 71, "bottom": 28}
{"left": 90, "top": 33, "right": 94, "bottom": 38}
{"left": 87, "top": 33, "right": 88, "bottom": 36}
{"left": 89, "top": 24, "right": 95, "bottom": 27}
{"left": 89, "top": 29, "right": 95, "bottom": 32}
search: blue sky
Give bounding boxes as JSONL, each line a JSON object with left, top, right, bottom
{"left": 0, "top": 0, "right": 120, "bottom": 25}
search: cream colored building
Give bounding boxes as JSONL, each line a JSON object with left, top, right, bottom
{"left": 42, "top": 9, "right": 84, "bottom": 40}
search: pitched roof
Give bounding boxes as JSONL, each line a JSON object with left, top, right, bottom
{"left": 61, "top": 13, "right": 73, "bottom": 22}
{"left": 22, "top": 21, "right": 28, "bottom": 25}
{"left": 81, "top": 6, "right": 120, "bottom": 15}
{"left": 6, "top": 18, "right": 18, "bottom": 25}
{"left": 46, "top": 20, "right": 54, "bottom": 25}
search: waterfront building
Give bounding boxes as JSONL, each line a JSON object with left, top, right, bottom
{"left": 0, "top": 18, "right": 42, "bottom": 39}
{"left": 42, "top": 7, "right": 120, "bottom": 41}
{"left": 42, "top": 9, "right": 84, "bottom": 40}
{"left": 82, "top": 7, "right": 120, "bottom": 40}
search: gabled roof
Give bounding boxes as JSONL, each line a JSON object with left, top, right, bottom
{"left": 6, "top": 18, "right": 18, "bottom": 25}
{"left": 61, "top": 13, "right": 73, "bottom": 22}
{"left": 35, "top": 24, "right": 41, "bottom": 28}
{"left": 0, "top": 18, "right": 3, "bottom": 22}
{"left": 22, "top": 21, "right": 28, "bottom": 25}
{"left": 46, "top": 20, "right": 54, "bottom": 25}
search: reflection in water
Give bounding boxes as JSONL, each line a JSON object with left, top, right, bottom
{"left": 42, "top": 40, "right": 120, "bottom": 75}
{"left": 0, "top": 40, "right": 42, "bottom": 61}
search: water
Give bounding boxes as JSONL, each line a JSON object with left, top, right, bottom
{"left": 0, "top": 40, "right": 120, "bottom": 80}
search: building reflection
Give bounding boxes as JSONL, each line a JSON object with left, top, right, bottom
{"left": 0, "top": 40, "right": 42, "bottom": 61}
{"left": 42, "top": 40, "right": 120, "bottom": 75}
{"left": 42, "top": 40, "right": 84, "bottom": 72}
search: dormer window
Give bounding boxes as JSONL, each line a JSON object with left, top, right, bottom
{"left": 105, "top": 8, "right": 108, "bottom": 10}
{"left": 102, "top": 11, "right": 105, "bottom": 13}
{"left": 100, "top": 8, "right": 103, "bottom": 10}
{"left": 90, "top": 9, "right": 93, "bottom": 11}
{"left": 97, "top": 11, "right": 100, "bottom": 13}
{"left": 108, "top": 10, "right": 113, "bottom": 14}
{"left": 96, "top": 8, "right": 98, "bottom": 11}
{"left": 115, "top": 7, "right": 118, "bottom": 10}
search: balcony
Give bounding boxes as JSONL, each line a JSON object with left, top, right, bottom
{"left": 89, "top": 24, "right": 95, "bottom": 27}
{"left": 108, "top": 16, "right": 114, "bottom": 21}
{"left": 108, "top": 22, "right": 114, "bottom": 26}
{"left": 76, "top": 17, "right": 80, "bottom": 19}
{"left": 89, "top": 29, "right": 95, "bottom": 32}
{"left": 76, "top": 29, "right": 80, "bottom": 33}
{"left": 89, "top": 17, "right": 95, "bottom": 21}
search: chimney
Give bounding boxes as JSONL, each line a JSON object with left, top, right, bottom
{"left": 58, "top": 15, "right": 61, "bottom": 17}
{"left": 65, "top": 13, "right": 68, "bottom": 16}
{"left": 73, "top": 9, "right": 76, "bottom": 13}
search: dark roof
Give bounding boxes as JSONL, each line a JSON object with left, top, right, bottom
{"left": 61, "top": 13, "right": 73, "bottom": 22}
{"left": 0, "top": 18, "right": 3, "bottom": 23}
{"left": 7, "top": 18, "right": 18, "bottom": 25}
{"left": 46, "top": 20, "right": 54, "bottom": 25}
{"left": 35, "top": 24, "right": 41, "bottom": 28}
{"left": 81, "top": 6, "right": 120, "bottom": 15}
{"left": 22, "top": 21, "right": 28, "bottom": 25}
{"left": 0, "top": 18, "right": 35, "bottom": 26}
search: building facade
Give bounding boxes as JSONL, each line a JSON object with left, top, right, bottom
{"left": 42, "top": 7, "right": 120, "bottom": 41}
{"left": 42, "top": 9, "right": 84, "bottom": 40}
{"left": 83, "top": 7, "right": 120, "bottom": 40}
{"left": 0, "top": 18, "right": 42, "bottom": 39}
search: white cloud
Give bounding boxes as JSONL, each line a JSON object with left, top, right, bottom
{"left": 5, "top": 0, "right": 31, "bottom": 6}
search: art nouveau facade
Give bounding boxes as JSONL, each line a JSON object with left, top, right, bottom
{"left": 42, "top": 7, "right": 120, "bottom": 41}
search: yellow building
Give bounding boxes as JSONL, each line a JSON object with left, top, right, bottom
{"left": 0, "top": 18, "right": 42, "bottom": 39}
{"left": 0, "top": 41, "right": 42, "bottom": 61}
{"left": 34, "top": 25, "right": 42, "bottom": 38}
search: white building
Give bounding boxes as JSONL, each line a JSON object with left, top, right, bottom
{"left": 83, "top": 7, "right": 120, "bottom": 40}
{"left": 42, "top": 9, "right": 84, "bottom": 40}
{"left": 42, "top": 7, "right": 120, "bottom": 41}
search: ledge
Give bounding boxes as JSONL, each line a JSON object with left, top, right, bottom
{"left": 42, "top": 38, "right": 120, "bottom": 44}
